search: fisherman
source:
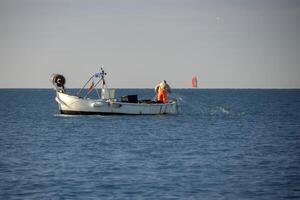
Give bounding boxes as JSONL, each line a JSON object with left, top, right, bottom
{"left": 155, "top": 80, "right": 171, "bottom": 103}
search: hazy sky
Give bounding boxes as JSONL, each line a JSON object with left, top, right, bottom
{"left": 0, "top": 0, "right": 299, "bottom": 88}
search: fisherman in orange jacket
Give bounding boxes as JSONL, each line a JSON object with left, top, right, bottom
{"left": 155, "top": 80, "right": 171, "bottom": 103}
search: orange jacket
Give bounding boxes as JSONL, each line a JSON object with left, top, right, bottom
{"left": 157, "top": 88, "right": 168, "bottom": 103}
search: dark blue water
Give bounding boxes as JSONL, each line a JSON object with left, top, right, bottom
{"left": 0, "top": 89, "right": 300, "bottom": 199}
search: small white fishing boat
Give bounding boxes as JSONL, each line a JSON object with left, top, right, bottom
{"left": 51, "top": 68, "right": 178, "bottom": 115}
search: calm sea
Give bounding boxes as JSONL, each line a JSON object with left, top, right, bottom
{"left": 0, "top": 89, "right": 299, "bottom": 199}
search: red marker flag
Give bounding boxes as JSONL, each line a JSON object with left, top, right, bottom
{"left": 88, "top": 81, "right": 94, "bottom": 92}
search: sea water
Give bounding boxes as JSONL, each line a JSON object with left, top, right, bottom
{"left": 0, "top": 89, "right": 299, "bottom": 199}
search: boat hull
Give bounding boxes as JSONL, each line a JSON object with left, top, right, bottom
{"left": 55, "top": 92, "right": 178, "bottom": 115}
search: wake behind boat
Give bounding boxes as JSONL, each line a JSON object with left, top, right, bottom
{"left": 51, "top": 68, "right": 178, "bottom": 115}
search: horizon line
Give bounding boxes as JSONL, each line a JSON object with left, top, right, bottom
{"left": 0, "top": 87, "right": 300, "bottom": 90}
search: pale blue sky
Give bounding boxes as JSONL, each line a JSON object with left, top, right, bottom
{"left": 0, "top": 0, "right": 299, "bottom": 88}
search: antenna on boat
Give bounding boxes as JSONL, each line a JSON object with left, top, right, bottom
{"left": 100, "top": 66, "right": 107, "bottom": 86}
{"left": 98, "top": 66, "right": 111, "bottom": 99}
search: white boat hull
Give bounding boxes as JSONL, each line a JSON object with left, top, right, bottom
{"left": 55, "top": 92, "right": 178, "bottom": 115}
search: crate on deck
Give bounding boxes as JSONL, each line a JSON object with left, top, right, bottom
{"left": 121, "top": 95, "right": 138, "bottom": 103}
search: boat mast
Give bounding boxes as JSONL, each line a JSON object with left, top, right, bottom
{"left": 77, "top": 67, "right": 108, "bottom": 98}
{"left": 85, "top": 67, "right": 107, "bottom": 98}
{"left": 99, "top": 67, "right": 109, "bottom": 99}
{"left": 100, "top": 67, "right": 107, "bottom": 90}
